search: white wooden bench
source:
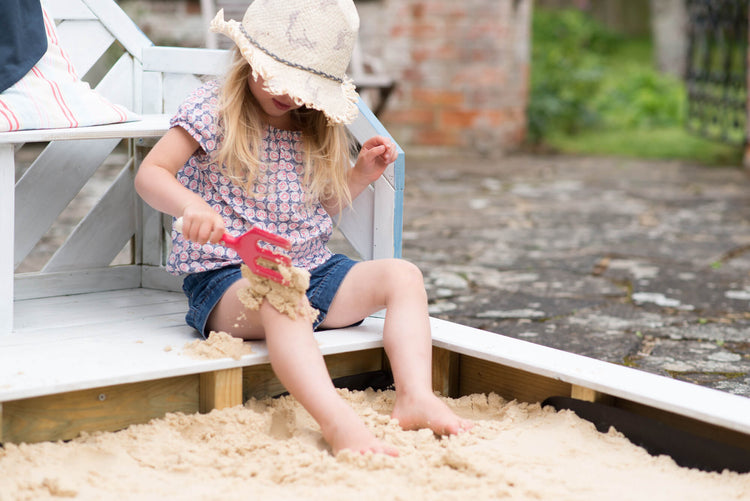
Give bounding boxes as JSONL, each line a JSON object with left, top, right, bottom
{"left": 1, "top": 0, "right": 749, "bottom": 470}
{"left": 0, "top": 0, "right": 403, "bottom": 443}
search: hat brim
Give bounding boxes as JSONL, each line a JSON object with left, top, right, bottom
{"left": 210, "top": 10, "right": 359, "bottom": 125}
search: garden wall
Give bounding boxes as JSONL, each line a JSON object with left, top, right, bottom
{"left": 376, "top": 0, "right": 532, "bottom": 156}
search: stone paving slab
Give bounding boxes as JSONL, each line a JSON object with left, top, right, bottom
{"left": 401, "top": 154, "right": 750, "bottom": 397}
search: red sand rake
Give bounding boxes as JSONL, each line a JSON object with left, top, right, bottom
{"left": 174, "top": 217, "right": 291, "bottom": 284}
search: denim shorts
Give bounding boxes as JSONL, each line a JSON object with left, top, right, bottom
{"left": 182, "top": 254, "right": 360, "bottom": 338}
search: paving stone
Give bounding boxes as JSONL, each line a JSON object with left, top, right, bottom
{"left": 403, "top": 154, "right": 750, "bottom": 397}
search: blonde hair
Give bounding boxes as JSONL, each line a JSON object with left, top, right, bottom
{"left": 215, "top": 49, "right": 354, "bottom": 210}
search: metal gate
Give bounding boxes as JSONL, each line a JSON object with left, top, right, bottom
{"left": 685, "top": 0, "right": 748, "bottom": 145}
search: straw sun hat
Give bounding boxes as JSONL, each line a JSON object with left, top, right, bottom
{"left": 210, "top": 0, "right": 361, "bottom": 125}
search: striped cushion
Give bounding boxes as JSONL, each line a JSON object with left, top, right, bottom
{"left": 0, "top": 7, "right": 138, "bottom": 132}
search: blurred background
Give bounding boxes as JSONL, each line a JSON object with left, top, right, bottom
{"left": 117, "top": 0, "right": 747, "bottom": 166}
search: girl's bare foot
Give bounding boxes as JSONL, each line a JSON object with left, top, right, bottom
{"left": 392, "top": 392, "right": 473, "bottom": 435}
{"left": 322, "top": 407, "right": 399, "bottom": 457}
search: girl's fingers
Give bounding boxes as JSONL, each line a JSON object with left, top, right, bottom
{"left": 367, "top": 144, "right": 387, "bottom": 158}
{"left": 181, "top": 214, "right": 224, "bottom": 244}
{"left": 209, "top": 225, "right": 225, "bottom": 244}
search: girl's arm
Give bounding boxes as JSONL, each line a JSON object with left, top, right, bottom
{"left": 323, "top": 135, "right": 398, "bottom": 216}
{"left": 134, "top": 126, "right": 226, "bottom": 244}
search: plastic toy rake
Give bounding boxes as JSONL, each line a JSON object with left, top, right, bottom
{"left": 174, "top": 217, "right": 291, "bottom": 284}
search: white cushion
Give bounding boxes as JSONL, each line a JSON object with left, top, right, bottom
{"left": 0, "top": 7, "right": 138, "bottom": 133}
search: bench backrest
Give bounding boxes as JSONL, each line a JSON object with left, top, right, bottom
{"left": 13, "top": 0, "right": 403, "bottom": 301}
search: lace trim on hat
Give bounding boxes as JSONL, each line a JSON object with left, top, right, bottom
{"left": 239, "top": 25, "right": 343, "bottom": 84}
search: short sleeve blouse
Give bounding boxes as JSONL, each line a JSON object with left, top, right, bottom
{"left": 166, "top": 80, "right": 334, "bottom": 275}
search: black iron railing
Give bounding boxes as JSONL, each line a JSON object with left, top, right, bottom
{"left": 686, "top": 0, "right": 748, "bottom": 145}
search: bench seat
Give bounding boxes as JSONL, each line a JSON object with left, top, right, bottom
{"left": 0, "top": 285, "right": 388, "bottom": 444}
{"left": 1, "top": 288, "right": 385, "bottom": 402}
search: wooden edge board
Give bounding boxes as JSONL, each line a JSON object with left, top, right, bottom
{"left": 1, "top": 375, "right": 200, "bottom": 444}
{"left": 429, "top": 317, "right": 750, "bottom": 436}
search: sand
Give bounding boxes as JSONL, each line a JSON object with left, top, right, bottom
{"left": 182, "top": 330, "right": 254, "bottom": 360}
{"left": 1, "top": 390, "right": 748, "bottom": 501}
{"left": 237, "top": 262, "right": 318, "bottom": 322}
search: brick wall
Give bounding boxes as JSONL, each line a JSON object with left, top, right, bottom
{"left": 378, "top": 0, "right": 532, "bottom": 155}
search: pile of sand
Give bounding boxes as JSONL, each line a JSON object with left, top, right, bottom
{"left": 182, "top": 330, "right": 255, "bottom": 360}
{"left": 1, "top": 390, "right": 747, "bottom": 500}
{"left": 237, "top": 262, "right": 318, "bottom": 322}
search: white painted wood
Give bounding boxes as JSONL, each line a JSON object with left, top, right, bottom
{"left": 200, "top": 0, "right": 219, "bottom": 49}
{"left": 390, "top": 155, "right": 405, "bottom": 257}
{"left": 139, "top": 72, "right": 163, "bottom": 114}
{"left": 338, "top": 185, "right": 375, "bottom": 260}
{"left": 14, "top": 266, "right": 141, "bottom": 301}
{"left": 372, "top": 176, "right": 397, "bottom": 260}
{"left": 141, "top": 47, "right": 230, "bottom": 76}
{"left": 43, "top": 163, "right": 136, "bottom": 272}
{"left": 133, "top": 58, "right": 145, "bottom": 114}
{"left": 14, "top": 139, "right": 120, "bottom": 267}
{"left": 140, "top": 266, "right": 184, "bottom": 292}
{"left": 429, "top": 317, "right": 750, "bottom": 436}
{"left": 162, "top": 74, "right": 205, "bottom": 115}
{"left": 13, "top": 288, "right": 186, "bottom": 333}
{"left": 140, "top": 204, "right": 164, "bottom": 268}
{"left": 56, "top": 20, "right": 115, "bottom": 77}
{"left": 80, "top": 0, "right": 153, "bottom": 61}
{"left": 0, "top": 288, "right": 385, "bottom": 401}
{"left": 0, "top": 145, "right": 14, "bottom": 335}
{"left": 0, "top": 115, "right": 170, "bottom": 144}
{"left": 95, "top": 53, "right": 135, "bottom": 108}
{"left": 42, "top": 0, "right": 95, "bottom": 20}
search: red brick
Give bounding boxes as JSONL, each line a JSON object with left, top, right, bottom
{"left": 414, "top": 128, "right": 464, "bottom": 147}
{"left": 412, "top": 89, "right": 465, "bottom": 107}
{"left": 480, "top": 110, "right": 510, "bottom": 127}
{"left": 382, "top": 0, "right": 531, "bottom": 152}
{"left": 382, "top": 109, "right": 436, "bottom": 127}
{"left": 439, "top": 110, "right": 480, "bottom": 129}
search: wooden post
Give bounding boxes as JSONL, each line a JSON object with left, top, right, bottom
{"left": 0, "top": 144, "right": 13, "bottom": 335}
{"left": 432, "top": 347, "right": 459, "bottom": 398}
{"left": 571, "top": 384, "right": 614, "bottom": 405}
{"left": 200, "top": 368, "right": 243, "bottom": 413}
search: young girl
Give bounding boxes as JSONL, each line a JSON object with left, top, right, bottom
{"left": 135, "top": 0, "right": 471, "bottom": 456}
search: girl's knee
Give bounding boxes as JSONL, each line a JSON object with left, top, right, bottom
{"left": 384, "top": 259, "right": 426, "bottom": 291}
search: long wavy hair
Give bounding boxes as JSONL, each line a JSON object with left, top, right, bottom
{"left": 215, "top": 48, "right": 354, "bottom": 210}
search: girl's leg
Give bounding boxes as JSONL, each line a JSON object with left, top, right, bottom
{"left": 207, "top": 278, "right": 398, "bottom": 456}
{"left": 320, "top": 259, "right": 473, "bottom": 435}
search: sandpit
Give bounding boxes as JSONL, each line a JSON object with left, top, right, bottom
{"left": 1, "top": 389, "right": 748, "bottom": 501}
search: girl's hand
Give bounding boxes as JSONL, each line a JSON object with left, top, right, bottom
{"left": 353, "top": 136, "right": 398, "bottom": 185}
{"left": 179, "top": 204, "right": 226, "bottom": 244}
